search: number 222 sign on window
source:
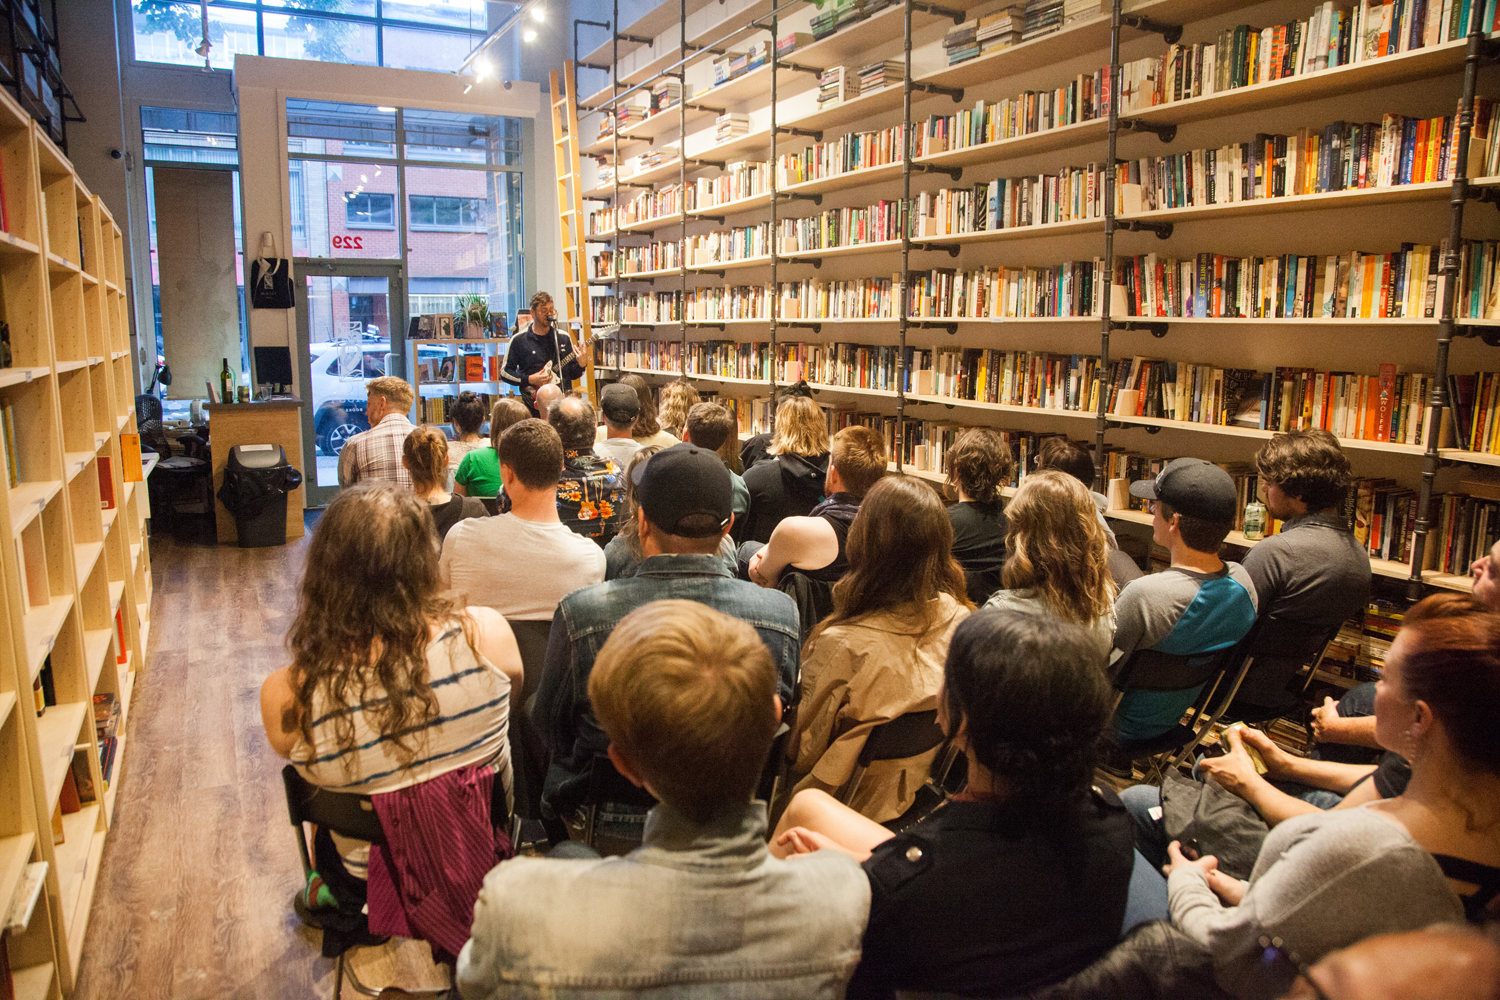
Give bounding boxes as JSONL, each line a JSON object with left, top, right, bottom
{"left": 332, "top": 235, "right": 365, "bottom": 250}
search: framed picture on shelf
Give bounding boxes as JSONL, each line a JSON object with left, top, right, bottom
{"left": 491, "top": 312, "right": 508, "bottom": 339}
{"left": 416, "top": 314, "right": 435, "bottom": 338}
{"left": 515, "top": 310, "right": 532, "bottom": 336}
{"left": 436, "top": 315, "right": 454, "bottom": 339}
{"left": 438, "top": 357, "right": 457, "bottom": 382}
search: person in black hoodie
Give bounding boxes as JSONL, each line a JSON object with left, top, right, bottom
{"left": 734, "top": 394, "right": 830, "bottom": 544}
{"left": 739, "top": 381, "right": 815, "bottom": 471}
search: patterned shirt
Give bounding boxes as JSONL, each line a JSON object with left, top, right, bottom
{"left": 338, "top": 412, "right": 415, "bottom": 489}
{"left": 557, "top": 450, "right": 626, "bottom": 547}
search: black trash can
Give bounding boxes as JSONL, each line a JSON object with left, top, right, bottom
{"left": 216, "top": 444, "right": 303, "bottom": 548}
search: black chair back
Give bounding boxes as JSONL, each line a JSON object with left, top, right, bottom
{"left": 582, "top": 752, "right": 658, "bottom": 848}
{"left": 1231, "top": 616, "right": 1343, "bottom": 712}
{"left": 507, "top": 619, "right": 552, "bottom": 714}
{"left": 859, "top": 710, "right": 945, "bottom": 766}
{"left": 137, "top": 393, "right": 164, "bottom": 424}
{"left": 1112, "top": 646, "right": 1234, "bottom": 694}
{"left": 282, "top": 765, "right": 385, "bottom": 846}
{"left": 778, "top": 570, "right": 836, "bottom": 646}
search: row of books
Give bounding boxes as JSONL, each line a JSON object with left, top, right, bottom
{"left": 711, "top": 41, "right": 770, "bottom": 87}
{"left": 1429, "top": 483, "right": 1500, "bottom": 573}
{"left": 777, "top": 200, "right": 903, "bottom": 253}
{"left": 1323, "top": 597, "right": 1405, "bottom": 684}
{"left": 1109, "top": 246, "right": 1451, "bottom": 320}
{"left": 943, "top": 8, "right": 1023, "bottom": 65}
{"left": 818, "top": 66, "right": 858, "bottom": 107}
{"left": 1021, "top": 0, "right": 1100, "bottom": 42}
{"left": 416, "top": 355, "right": 503, "bottom": 384}
{"left": 912, "top": 167, "right": 1106, "bottom": 237}
{"left": 419, "top": 391, "right": 507, "bottom": 424}
{"left": 909, "top": 261, "right": 1102, "bottom": 319}
{"left": 1117, "top": 108, "right": 1479, "bottom": 215}
{"left": 595, "top": 223, "right": 781, "bottom": 277}
{"left": 1450, "top": 371, "right": 1500, "bottom": 454}
{"left": 775, "top": 124, "right": 905, "bottom": 187}
{"left": 915, "top": 70, "right": 1107, "bottom": 156}
{"left": 1117, "top": 0, "right": 1487, "bottom": 116}
{"left": 588, "top": 183, "right": 683, "bottom": 235}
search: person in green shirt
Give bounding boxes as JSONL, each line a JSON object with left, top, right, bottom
{"left": 455, "top": 397, "right": 529, "bottom": 498}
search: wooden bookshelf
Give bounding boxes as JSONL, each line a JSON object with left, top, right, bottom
{"left": 575, "top": 0, "right": 1500, "bottom": 595}
{"left": 0, "top": 83, "right": 146, "bottom": 998}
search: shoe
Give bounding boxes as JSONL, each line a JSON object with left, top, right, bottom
{"left": 292, "top": 888, "right": 327, "bottom": 929}
{"left": 1097, "top": 750, "right": 1138, "bottom": 781}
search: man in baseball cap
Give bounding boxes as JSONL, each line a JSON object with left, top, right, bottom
{"left": 535, "top": 443, "right": 801, "bottom": 833}
{"left": 1103, "top": 457, "right": 1259, "bottom": 776}
{"left": 595, "top": 383, "right": 644, "bottom": 468}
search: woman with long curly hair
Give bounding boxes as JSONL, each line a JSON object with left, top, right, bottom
{"left": 260, "top": 485, "right": 523, "bottom": 902}
{"left": 985, "top": 469, "right": 1116, "bottom": 658}
{"left": 656, "top": 380, "right": 701, "bottom": 439}
{"left": 784, "top": 476, "right": 972, "bottom": 823}
{"left": 594, "top": 373, "right": 679, "bottom": 449}
{"left": 772, "top": 608, "right": 1135, "bottom": 999}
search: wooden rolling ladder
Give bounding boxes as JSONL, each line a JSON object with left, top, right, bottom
{"left": 549, "top": 60, "right": 596, "bottom": 402}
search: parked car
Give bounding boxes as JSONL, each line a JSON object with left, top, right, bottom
{"left": 310, "top": 341, "right": 448, "bottom": 456}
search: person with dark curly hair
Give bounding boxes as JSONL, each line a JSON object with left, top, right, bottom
{"left": 1235, "top": 429, "right": 1372, "bottom": 719}
{"left": 944, "top": 427, "right": 1013, "bottom": 604}
{"left": 445, "top": 390, "right": 488, "bottom": 490}
{"left": 771, "top": 608, "right": 1135, "bottom": 999}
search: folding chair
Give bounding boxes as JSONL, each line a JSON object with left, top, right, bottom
{"left": 1106, "top": 646, "right": 1238, "bottom": 782}
{"left": 505, "top": 618, "right": 552, "bottom": 716}
{"left": 1168, "top": 617, "right": 1343, "bottom": 767}
{"left": 830, "top": 710, "right": 953, "bottom": 832}
{"left": 281, "top": 766, "right": 450, "bottom": 999}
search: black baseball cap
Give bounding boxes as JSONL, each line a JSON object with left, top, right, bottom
{"left": 599, "top": 383, "right": 640, "bottom": 424}
{"left": 1130, "top": 457, "right": 1238, "bottom": 522}
{"left": 633, "top": 443, "right": 733, "bottom": 537}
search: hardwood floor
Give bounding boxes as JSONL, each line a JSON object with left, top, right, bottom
{"left": 71, "top": 533, "right": 450, "bottom": 1000}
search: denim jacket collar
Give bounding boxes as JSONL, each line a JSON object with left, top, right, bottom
{"left": 634, "top": 553, "right": 733, "bottom": 579}
{"left": 636, "top": 800, "right": 770, "bottom": 870}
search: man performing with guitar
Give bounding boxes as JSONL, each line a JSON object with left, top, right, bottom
{"left": 501, "top": 291, "right": 590, "bottom": 416}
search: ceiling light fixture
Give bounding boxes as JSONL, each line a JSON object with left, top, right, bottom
{"left": 530, "top": 6, "right": 545, "bottom": 21}
{"left": 376, "top": 106, "right": 396, "bottom": 113}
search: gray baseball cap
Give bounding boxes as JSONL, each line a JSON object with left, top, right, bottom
{"left": 1129, "top": 457, "right": 1238, "bottom": 522}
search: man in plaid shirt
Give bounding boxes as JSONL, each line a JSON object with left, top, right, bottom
{"left": 337, "top": 376, "right": 416, "bottom": 489}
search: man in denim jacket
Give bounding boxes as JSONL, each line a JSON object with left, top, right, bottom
{"left": 535, "top": 443, "right": 801, "bottom": 825}
{"left": 458, "top": 600, "right": 869, "bottom": 999}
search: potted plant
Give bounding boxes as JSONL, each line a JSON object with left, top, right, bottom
{"left": 453, "top": 294, "right": 491, "bottom": 339}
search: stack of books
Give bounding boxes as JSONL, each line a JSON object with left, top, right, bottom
{"left": 650, "top": 78, "right": 681, "bottom": 115}
{"left": 811, "top": 5, "right": 841, "bottom": 38}
{"left": 977, "top": 7, "right": 1023, "bottom": 53}
{"left": 777, "top": 31, "right": 812, "bottom": 56}
{"left": 944, "top": 21, "right": 980, "bottom": 64}
{"left": 614, "top": 95, "right": 649, "bottom": 130}
{"left": 595, "top": 159, "right": 616, "bottom": 186}
{"left": 1022, "top": 0, "right": 1064, "bottom": 41}
{"left": 633, "top": 148, "right": 665, "bottom": 172}
{"left": 857, "top": 60, "right": 901, "bottom": 92}
{"left": 818, "top": 66, "right": 859, "bottom": 106}
{"left": 1062, "top": 0, "right": 1102, "bottom": 26}
{"left": 715, "top": 113, "right": 750, "bottom": 143}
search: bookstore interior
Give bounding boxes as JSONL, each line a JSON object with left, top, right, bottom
{"left": 2, "top": 0, "right": 1500, "bottom": 996}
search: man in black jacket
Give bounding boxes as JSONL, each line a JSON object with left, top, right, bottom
{"left": 502, "top": 291, "right": 590, "bottom": 415}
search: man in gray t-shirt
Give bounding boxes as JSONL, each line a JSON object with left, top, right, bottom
{"left": 1236, "top": 430, "right": 1371, "bottom": 713}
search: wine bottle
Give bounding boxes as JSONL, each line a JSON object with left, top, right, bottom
{"left": 220, "top": 357, "right": 234, "bottom": 403}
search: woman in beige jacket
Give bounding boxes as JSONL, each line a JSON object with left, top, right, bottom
{"left": 788, "top": 477, "right": 973, "bottom": 823}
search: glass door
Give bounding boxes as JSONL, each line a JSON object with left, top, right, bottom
{"left": 294, "top": 259, "right": 406, "bottom": 507}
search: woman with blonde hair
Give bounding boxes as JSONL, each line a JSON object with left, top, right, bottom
{"left": 594, "top": 373, "right": 679, "bottom": 449}
{"left": 985, "top": 469, "right": 1116, "bottom": 657}
{"left": 403, "top": 425, "right": 488, "bottom": 542}
{"left": 455, "top": 397, "right": 530, "bottom": 498}
{"left": 738, "top": 395, "right": 831, "bottom": 543}
{"left": 786, "top": 476, "right": 972, "bottom": 823}
{"left": 656, "top": 381, "right": 701, "bottom": 439}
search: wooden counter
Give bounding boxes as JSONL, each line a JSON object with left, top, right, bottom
{"left": 207, "top": 398, "right": 306, "bottom": 544}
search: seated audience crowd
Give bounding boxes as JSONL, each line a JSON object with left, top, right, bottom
{"left": 273, "top": 376, "right": 1500, "bottom": 1000}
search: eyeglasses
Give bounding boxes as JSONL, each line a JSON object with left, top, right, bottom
{"left": 1259, "top": 935, "right": 1331, "bottom": 1000}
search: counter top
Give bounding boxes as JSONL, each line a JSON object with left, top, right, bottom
{"left": 207, "top": 397, "right": 302, "bottom": 411}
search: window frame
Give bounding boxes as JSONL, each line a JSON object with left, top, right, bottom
{"left": 128, "top": 0, "right": 509, "bottom": 71}
{"left": 407, "top": 194, "right": 486, "bottom": 233}
{"left": 344, "top": 191, "right": 397, "bottom": 230}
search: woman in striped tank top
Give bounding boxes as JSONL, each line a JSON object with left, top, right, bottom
{"left": 260, "top": 484, "right": 523, "bottom": 881}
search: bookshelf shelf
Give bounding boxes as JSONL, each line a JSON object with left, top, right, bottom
{"left": 915, "top": 118, "right": 1108, "bottom": 170}
{"left": 12, "top": 963, "right": 54, "bottom": 1000}
{"left": 578, "top": 0, "right": 1498, "bottom": 598}
{"left": 1118, "top": 181, "right": 1451, "bottom": 226}
{"left": 0, "top": 830, "right": 34, "bottom": 919}
{"left": 0, "top": 366, "right": 50, "bottom": 389}
{"left": 36, "top": 702, "right": 87, "bottom": 806}
{"left": 0, "top": 230, "right": 41, "bottom": 256}
{"left": 0, "top": 102, "right": 144, "bottom": 997}
{"left": 584, "top": 157, "right": 685, "bottom": 199}
{"left": 22, "top": 596, "right": 72, "bottom": 677}
{"left": 805, "top": 381, "right": 899, "bottom": 399}
{"left": 622, "top": 210, "right": 684, "bottom": 232}
{"left": 9, "top": 481, "right": 61, "bottom": 536}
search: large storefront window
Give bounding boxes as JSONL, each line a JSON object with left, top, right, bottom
{"left": 286, "top": 99, "right": 527, "bottom": 336}
{"left": 131, "top": 1, "right": 506, "bottom": 72}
